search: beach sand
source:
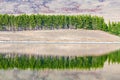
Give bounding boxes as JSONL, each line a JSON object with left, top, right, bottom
{"left": 0, "top": 29, "right": 119, "bottom": 56}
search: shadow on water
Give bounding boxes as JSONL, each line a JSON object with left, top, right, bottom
{"left": 0, "top": 49, "right": 119, "bottom": 70}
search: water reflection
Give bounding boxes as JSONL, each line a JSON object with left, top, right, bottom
{"left": 0, "top": 49, "right": 120, "bottom": 80}
{"left": 0, "top": 44, "right": 120, "bottom": 56}
{"left": 0, "top": 63, "right": 120, "bottom": 80}
{"left": 0, "top": 49, "right": 119, "bottom": 69}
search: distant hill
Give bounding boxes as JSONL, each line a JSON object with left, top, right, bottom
{"left": 0, "top": 0, "right": 120, "bottom": 22}
{"left": 0, "top": 0, "right": 118, "bottom": 14}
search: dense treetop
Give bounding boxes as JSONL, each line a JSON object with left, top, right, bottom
{"left": 0, "top": 14, "right": 119, "bottom": 36}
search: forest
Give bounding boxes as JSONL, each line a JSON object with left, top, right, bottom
{"left": 0, "top": 49, "right": 119, "bottom": 70}
{"left": 0, "top": 14, "right": 119, "bottom": 36}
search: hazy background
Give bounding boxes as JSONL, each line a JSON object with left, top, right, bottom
{"left": 0, "top": 0, "right": 120, "bottom": 22}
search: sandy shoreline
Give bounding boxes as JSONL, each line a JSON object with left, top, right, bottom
{"left": 0, "top": 29, "right": 120, "bottom": 56}
{"left": 0, "top": 29, "right": 120, "bottom": 41}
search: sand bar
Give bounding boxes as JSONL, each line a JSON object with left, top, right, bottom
{"left": 0, "top": 30, "right": 120, "bottom": 56}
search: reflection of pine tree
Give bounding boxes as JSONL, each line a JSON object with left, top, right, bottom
{"left": 0, "top": 50, "right": 119, "bottom": 69}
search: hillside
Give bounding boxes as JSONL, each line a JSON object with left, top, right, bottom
{"left": 0, "top": 0, "right": 120, "bottom": 22}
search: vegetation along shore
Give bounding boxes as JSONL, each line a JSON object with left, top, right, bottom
{"left": 0, "top": 14, "right": 119, "bottom": 36}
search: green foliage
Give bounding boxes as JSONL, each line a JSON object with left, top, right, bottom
{"left": 0, "top": 14, "right": 119, "bottom": 36}
{"left": 0, "top": 49, "right": 119, "bottom": 70}
{"left": 108, "top": 22, "right": 120, "bottom": 36}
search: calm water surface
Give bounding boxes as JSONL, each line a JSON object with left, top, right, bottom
{"left": 0, "top": 49, "right": 120, "bottom": 80}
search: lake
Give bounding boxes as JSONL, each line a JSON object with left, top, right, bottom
{"left": 0, "top": 49, "right": 120, "bottom": 80}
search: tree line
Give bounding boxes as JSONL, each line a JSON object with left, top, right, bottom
{"left": 0, "top": 14, "right": 108, "bottom": 31}
{"left": 108, "top": 22, "right": 120, "bottom": 36}
{"left": 0, "top": 14, "right": 119, "bottom": 36}
{"left": 0, "top": 49, "right": 119, "bottom": 70}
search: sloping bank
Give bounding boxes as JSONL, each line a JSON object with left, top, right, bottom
{"left": 0, "top": 49, "right": 119, "bottom": 70}
{"left": 0, "top": 14, "right": 119, "bottom": 36}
